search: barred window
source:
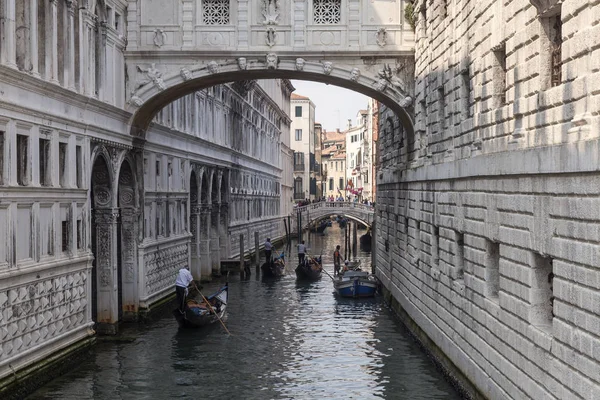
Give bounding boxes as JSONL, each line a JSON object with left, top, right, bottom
{"left": 202, "top": 0, "right": 230, "bottom": 25}
{"left": 314, "top": 0, "right": 341, "bottom": 24}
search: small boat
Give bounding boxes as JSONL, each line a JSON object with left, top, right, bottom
{"left": 261, "top": 253, "right": 286, "bottom": 277}
{"left": 334, "top": 270, "right": 378, "bottom": 298}
{"left": 295, "top": 257, "right": 322, "bottom": 281}
{"left": 173, "top": 283, "right": 228, "bottom": 328}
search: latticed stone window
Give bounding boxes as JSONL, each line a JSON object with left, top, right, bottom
{"left": 202, "top": 0, "right": 230, "bottom": 25}
{"left": 314, "top": 0, "right": 342, "bottom": 24}
{"left": 550, "top": 15, "right": 562, "bottom": 87}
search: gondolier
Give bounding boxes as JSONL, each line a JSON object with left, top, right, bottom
{"left": 264, "top": 238, "right": 273, "bottom": 264}
{"left": 175, "top": 266, "right": 194, "bottom": 312}
{"left": 333, "top": 245, "right": 342, "bottom": 275}
{"left": 297, "top": 240, "right": 306, "bottom": 265}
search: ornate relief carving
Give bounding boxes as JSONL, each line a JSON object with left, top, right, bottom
{"left": 207, "top": 61, "right": 219, "bottom": 74}
{"left": 237, "top": 57, "right": 248, "bottom": 70}
{"left": 94, "top": 187, "right": 112, "bottom": 206}
{"left": 350, "top": 67, "right": 361, "bottom": 82}
{"left": 376, "top": 28, "right": 388, "bottom": 47}
{"left": 136, "top": 63, "right": 166, "bottom": 91}
{"left": 130, "top": 96, "right": 144, "bottom": 107}
{"left": 377, "top": 64, "right": 410, "bottom": 93}
{"left": 266, "top": 53, "right": 278, "bottom": 69}
{"left": 322, "top": 61, "right": 333, "bottom": 75}
{"left": 262, "top": 0, "right": 281, "bottom": 25}
{"left": 0, "top": 271, "right": 88, "bottom": 362}
{"left": 265, "top": 27, "right": 277, "bottom": 47}
{"left": 180, "top": 68, "right": 192, "bottom": 81}
{"left": 153, "top": 29, "right": 167, "bottom": 48}
{"left": 295, "top": 58, "right": 306, "bottom": 71}
{"left": 144, "top": 243, "right": 189, "bottom": 296}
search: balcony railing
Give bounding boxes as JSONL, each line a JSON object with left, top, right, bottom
{"left": 294, "top": 193, "right": 305, "bottom": 200}
{"left": 294, "top": 164, "right": 305, "bottom": 172}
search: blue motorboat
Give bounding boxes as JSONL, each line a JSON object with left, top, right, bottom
{"left": 333, "top": 270, "right": 378, "bottom": 298}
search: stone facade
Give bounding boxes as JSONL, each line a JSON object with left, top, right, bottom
{"left": 0, "top": 0, "right": 292, "bottom": 387}
{"left": 376, "top": 0, "right": 600, "bottom": 399}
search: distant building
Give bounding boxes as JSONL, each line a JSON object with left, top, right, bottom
{"left": 314, "top": 123, "right": 324, "bottom": 199}
{"left": 321, "top": 129, "right": 347, "bottom": 199}
{"left": 290, "top": 93, "right": 316, "bottom": 201}
{"left": 345, "top": 102, "right": 376, "bottom": 202}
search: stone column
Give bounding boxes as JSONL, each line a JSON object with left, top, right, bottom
{"left": 190, "top": 206, "right": 201, "bottom": 279}
{"left": 29, "top": 0, "right": 39, "bottom": 77}
{"left": 219, "top": 203, "right": 230, "bottom": 258}
{"left": 49, "top": 0, "right": 59, "bottom": 83}
{"left": 81, "top": 11, "right": 97, "bottom": 96}
{"left": 120, "top": 207, "right": 138, "bottom": 321}
{"left": 3, "top": 0, "right": 17, "bottom": 68}
{"left": 211, "top": 205, "right": 221, "bottom": 275}
{"left": 65, "top": 0, "right": 76, "bottom": 89}
{"left": 199, "top": 207, "right": 212, "bottom": 278}
{"left": 94, "top": 208, "right": 119, "bottom": 334}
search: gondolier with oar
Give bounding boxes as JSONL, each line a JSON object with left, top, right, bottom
{"left": 333, "top": 245, "right": 342, "bottom": 275}
{"left": 175, "top": 266, "right": 194, "bottom": 312}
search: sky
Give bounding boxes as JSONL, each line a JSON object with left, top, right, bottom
{"left": 290, "top": 80, "right": 370, "bottom": 132}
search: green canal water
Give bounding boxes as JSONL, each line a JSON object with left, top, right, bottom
{"left": 28, "top": 224, "right": 463, "bottom": 400}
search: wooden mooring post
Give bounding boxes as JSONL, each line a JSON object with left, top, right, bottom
{"left": 239, "top": 234, "right": 245, "bottom": 274}
{"left": 255, "top": 231, "right": 260, "bottom": 267}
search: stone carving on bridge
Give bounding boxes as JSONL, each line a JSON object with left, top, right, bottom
{"left": 180, "top": 68, "right": 192, "bottom": 81}
{"left": 207, "top": 61, "right": 220, "bottom": 74}
{"left": 376, "top": 28, "right": 388, "bottom": 47}
{"left": 266, "top": 53, "right": 278, "bottom": 69}
{"left": 376, "top": 63, "right": 413, "bottom": 97}
{"left": 136, "top": 63, "right": 166, "bottom": 91}
{"left": 322, "top": 61, "right": 333, "bottom": 75}
{"left": 350, "top": 67, "right": 361, "bottom": 82}
{"left": 153, "top": 28, "right": 167, "bottom": 48}
{"left": 295, "top": 58, "right": 306, "bottom": 71}
{"left": 265, "top": 27, "right": 277, "bottom": 47}
{"left": 237, "top": 57, "right": 248, "bottom": 70}
{"left": 129, "top": 96, "right": 143, "bottom": 107}
{"left": 262, "top": 0, "right": 281, "bottom": 25}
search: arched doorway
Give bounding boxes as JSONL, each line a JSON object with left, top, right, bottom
{"left": 90, "top": 154, "right": 118, "bottom": 334}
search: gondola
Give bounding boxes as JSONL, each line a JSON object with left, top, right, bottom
{"left": 173, "top": 283, "right": 228, "bottom": 328}
{"left": 295, "top": 257, "right": 322, "bottom": 281}
{"left": 261, "top": 253, "right": 286, "bottom": 277}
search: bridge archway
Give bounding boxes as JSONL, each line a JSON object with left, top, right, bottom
{"left": 295, "top": 202, "right": 375, "bottom": 231}
{"left": 127, "top": 59, "right": 414, "bottom": 138}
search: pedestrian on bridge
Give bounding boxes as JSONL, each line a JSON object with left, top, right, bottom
{"left": 298, "top": 240, "right": 306, "bottom": 265}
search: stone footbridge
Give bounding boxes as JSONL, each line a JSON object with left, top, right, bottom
{"left": 293, "top": 202, "right": 375, "bottom": 229}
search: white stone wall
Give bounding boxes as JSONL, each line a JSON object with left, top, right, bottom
{"left": 377, "top": 0, "right": 600, "bottom": 399}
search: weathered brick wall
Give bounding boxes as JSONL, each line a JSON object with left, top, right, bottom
{"left": 377, "top": 0, "right": 600, "bottom": 399}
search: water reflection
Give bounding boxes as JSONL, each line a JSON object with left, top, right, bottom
{"left": 28, "top": 225, "right": 462, "bottom": 400}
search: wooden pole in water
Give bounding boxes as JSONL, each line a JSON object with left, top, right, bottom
{"left": 352, "top": 222, "right": 358, "bottom": 258}
{"left": 254, "top": 231, "right": 260, "bottom": 267}
{"left": 287, "top": 215, "right": 291, "bottom": 245}
{"left": 239, "top": 234, "right": 244, "bottom": 274}
{"left": 344, "top": 222, "right": 348, "bottom": 260}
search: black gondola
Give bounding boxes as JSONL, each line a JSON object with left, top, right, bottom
{"left": 261, "top": 254, "right": 285, "bottom": 278}
{"left": 173, "top": 283, "right": 228, "bottom": 328}
{"left": 295, "top": 257, "right": 322, "bottom": 281}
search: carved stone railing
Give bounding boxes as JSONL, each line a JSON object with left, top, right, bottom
{"left": 293, "top": 201, "right": 375, "bottom": 228}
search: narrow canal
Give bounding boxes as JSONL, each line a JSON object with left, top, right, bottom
{"left": 28, "top": 224, "right": 463, "bottom": 400}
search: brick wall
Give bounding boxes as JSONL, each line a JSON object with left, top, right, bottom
{"left": 376, "top": 0, "right": 600, "bottom": 399}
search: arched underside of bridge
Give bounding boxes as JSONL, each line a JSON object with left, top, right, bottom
{"left": 127, "top": 58, "right": 414, "bottom": 138}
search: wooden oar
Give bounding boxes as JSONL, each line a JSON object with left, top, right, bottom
{"left": 307, "top": 254, "right": 335, "bottom": 281}
{"left": 192, "top": 281, "right": 231, "bottom": 335}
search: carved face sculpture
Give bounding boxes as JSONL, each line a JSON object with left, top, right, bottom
{"left": 266, "top": 53, "right": 278, "bottom": 69}
{"left": 323, "top": 62, "right": 333, "bottom": 75}
{"left": 238, "top": 57, "right": 247, "bottom": 70}
{"left": 295, "top": 58, "right": 305, "bottom": 71}
{"left": 207, "top": 61, "right": 219, "bottom": 74}
{"left": 350, "top": 67, "right": 360, "bottom": 81}
{"left": 180, "top": 68, "right": 192, "bottom": 81}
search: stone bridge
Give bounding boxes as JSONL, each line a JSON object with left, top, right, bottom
{"left": 125, "top": 0, "right": 416, "bottom": 138}
{"left": 294, "top": 202, "right": 375, "bottom": 229}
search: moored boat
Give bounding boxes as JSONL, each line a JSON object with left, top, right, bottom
{"left": 173, "top": 283, "right": 228, "bottom": 328}
{"left": 334, "top": 270, "right": 378, "bottom": 298}
{"left": 295, "top": 257, "right": 322, "bottom": 281}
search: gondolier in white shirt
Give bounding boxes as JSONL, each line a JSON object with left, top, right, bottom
{"left": 297, "top": 240, "right": 307, "bottom": 265}
{"left": 175, "top": 266, "right": 194, "bottom": 312}
{"left": 264, "top": 238, "right": 273, "bottom": 265}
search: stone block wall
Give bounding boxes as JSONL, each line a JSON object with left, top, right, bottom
{"left": 376, "top": 0, "right": 600, "bottom": 399}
